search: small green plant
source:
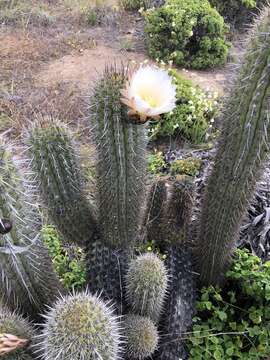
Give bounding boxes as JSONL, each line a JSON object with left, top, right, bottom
{"left": 170, "top": 157, "right": 202, "bottom": 177}
{"left": 149, "top": 70, "right": 218, "bottom": 143}
{"left": 120, "top": 0, "right": 152, "bottom": 10}
{"left": 147, "top": 151, "right": 166, "bottom": 175}
{"left": 188, "top": 249, "right": 270, "bottom": 360}
{"left": 42, "top": 226, "right": 86, "bottom": 290}
{"left": 144, "top": 0, "right": 230, "bottom": 69}
{"left": 209, "top": 0, "right": 267, "bottom": 28}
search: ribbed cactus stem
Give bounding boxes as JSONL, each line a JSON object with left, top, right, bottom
{"left": 90, "top": 66, "right": 147, "bottom": 249}
{"left": 163, "top": 176, "right": 194, "bottom": 246}
{"left": 0, "top": 305, "right": 36, "bottom": 360}
{"left": 124, "top": 314, "right": 159, "bottom": 359}
{"left": 28, "top": 117, "right": 97, "bottom": 246}
{"left": 143, "top": 179, "right": 167, "bottom": 244}
{"left": 196, "top": 6, "right": 270, "bottom": 285}
{"left": 38, "top": 291, "right": 122, "bottom": 360}
{"left": 157, "top": 247, "right": 196, "bottom": 360}
{"left": 87, "top": 238, "right": 127, "bottom": 314}
{"left": 0, "top": 142, "right": 61, "bottom": 317}
{"left": 125, "top": 253, "right": 168, "bottom": 322}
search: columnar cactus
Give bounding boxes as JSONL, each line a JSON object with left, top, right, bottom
{"left": 125, "top": 253, "right": 168, "bottom": 322}
{"left": 124, "top": 314, "right": 159, "bottom": 359}
{"left": 0, "top": 142, "right": 61, "bottom": 317}
{"left": 0, "top": 7, "right": 269, "bottom": 358}
{"left": 195, "top": 6, "right": 270, "bottom": 285}
{"left": 0, "top": 305, "right": 36, "bottom": 359}
{"left": 157, "top": 247, "right": 196, "bottom": 360}
{"left": 142, "top": 179, "right": 167, "bottom": 244}
{"left": 89, "top": 66, "right": 147, "bottom": 249}
{"left": 38, "top": 291, "right": 122, "bottom": 360}
{"left": 28, "top": 117, "right": 97, "bottom": 246}
{"left": 86, "top": 66, "right": 147, "bottom": 310}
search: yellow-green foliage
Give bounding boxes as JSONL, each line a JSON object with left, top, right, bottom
{"left": 170, "top": 157, "right": 202, "bottom": 177}
{"left": 148, "top": 151, "right": 166, "bottom": 175}
{"left": 42, "top": 226, "right": 86, "bottom": 290}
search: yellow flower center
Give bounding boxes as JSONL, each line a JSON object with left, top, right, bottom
{"left": 138, "top": 89, "right": 159, "bottom": 108}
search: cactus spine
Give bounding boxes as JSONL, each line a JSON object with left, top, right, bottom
{"left": 0, "top": 142, "right": 61, "bottom": 317}
{"left": 90, "top": 66, "right": 147, "bottom": 249}
{"left": 0, "top": 305, "right": 36, "bottom": 359}
{"left": 38, "top": 291, "right": 122, "bottom": 360}
{"left": 125, "top": 253, "right": 168, "bottom": 322}
{"left": 124, "top": 314, "right": 159, "bottom": 359}
{"left": 28, "top": 118, "right": 97, "bottom": 246}
{"left": 195, "top": 7, "right": 270, "bottom": 285}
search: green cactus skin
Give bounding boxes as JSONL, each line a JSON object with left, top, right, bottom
{"left": 28, "top": 117, "right": 97, "bottom": 246}
{"left": 89, "top": 66, "right": 147, "bottom": 249}
{"left": 157, "top": 247, "right": 196, "bottom": 360}
{"left": 38, "top": 291, "right": 122, "bottom": 360}
{"left": 87, "top": 238, "right": 128, "bottom": 314}
{"left": 0, "top": 305, "right": 36, "bottom": 360}
{"left": 195, "top": 7, "right": 270, "bottom": 285}
{"left": 142, "top": 179, "right": 167, "bottom": 244}
{"left": 124, "top": 314, "right": 159, "bottom": 359}
{"left": 0, "top": 143, "right": 61, "bottom": 318}
{"left": 125, "top": 253, "right": 168, "bottom": 323}
{"left": 163, "top": 176, "right": 194, "bottom": 246}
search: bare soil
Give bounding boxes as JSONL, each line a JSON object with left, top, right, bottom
{"left": 0, "top": 0, "right": 241, "bottom": 138}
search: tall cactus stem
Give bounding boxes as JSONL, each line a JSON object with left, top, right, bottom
{"left": 28, "top": 117, "right": 97, "bottom": 246}
{"left": 0, "top": 141, "right": 61, "bottom": 318}
{"left": 89, "top": 66, "right": 147, "bottom": 249}
{"left": 195, "top": 6, "right": 270, "bottom": 285}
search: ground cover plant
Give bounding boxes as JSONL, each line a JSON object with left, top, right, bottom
{"left": 0, "top": 0, "right": 269, "bottom": 359}
{"left": 149, "top": 70, "right": 219, "bottom": 143}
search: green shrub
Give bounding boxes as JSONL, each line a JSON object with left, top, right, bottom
{"left": 188, "top": 249, "right": 270, "bottom": 359}
{"left": 209, "top": 0, "right": 267, "bottom": 29}
{"left": 148, "top": 151, "right": 167, "bottom": 175}
{"left": 149, "top": 70, "right": 218, "bottom": 143}
{"left": 144, "top": 0, "right": 230, "bottom": 69}
{"left": 170, "top": 157, "right": 202, "bottom": 177}
{"left": 42, "top": 226, "right": 86, "bottom": 290}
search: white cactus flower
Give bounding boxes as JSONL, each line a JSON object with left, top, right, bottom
{"left": 121, "top": 66, "right": 177, "bottom": 123}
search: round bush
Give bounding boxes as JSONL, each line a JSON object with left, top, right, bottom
{"left": 144, "top": 0, "right": 230, "bottom": 69}
{"left": 149, "top": 70, "right": 218, "bottom": 144}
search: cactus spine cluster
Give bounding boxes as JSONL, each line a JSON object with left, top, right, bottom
{"left": 124, "top": 314, "right": 159, "bottom": 359}
{"left": 38, "top": 292, "right": 121, "bottom": 360}
{"left": 196, "top": 6, "right": 270, "bottom": 285}
{"left": 0, "top": 142, "right": 61, "bottom": 317}
{"left": 28, "top": 118, "right": 97, "bottom": 246}
{"left": 0, "top": 305, "right": 36, "bottom": 359}
{"left": 125, "top": 253, "right": 168, "bottom": 322}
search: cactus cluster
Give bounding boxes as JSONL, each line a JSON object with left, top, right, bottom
{"left": 38, "top": 291, "right": 121, "bottom": 360}
{"left": 0, "top": 5, "right": 269, "bottom": 360}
